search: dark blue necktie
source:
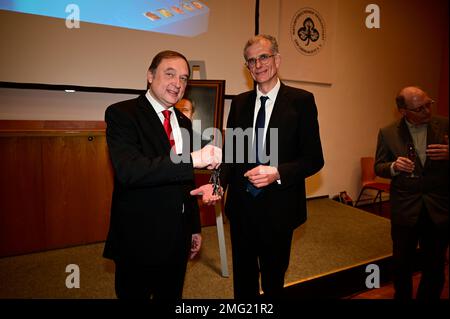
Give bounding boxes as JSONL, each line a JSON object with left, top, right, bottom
{"left": 247, "top": 96, "right": 269, "bottom": 197}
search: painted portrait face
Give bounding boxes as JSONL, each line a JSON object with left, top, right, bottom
{"left": 175, "top": 98, "right": 194, "bottom": 120}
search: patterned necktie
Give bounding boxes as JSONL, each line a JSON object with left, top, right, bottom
{"left": 247, "top": 96, "right": 269, "bottom": 197}
{"left": 162, "top": 110, "right": 175, "bottom": 148}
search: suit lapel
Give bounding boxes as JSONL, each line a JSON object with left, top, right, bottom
{"left": 427, "top": 117, "right": 440, "bottom": 145}
{"left": 174, "top": 109, "right": 193, "bottom": 153}
{"left": 265, "top": 84, "right": 287, "bottom": 158}
{"left": 398, "top": 118, "right": 412, "bottom": 145}
{"left": 424, "top": 117, "right": 441, "bottom": 168}
{"left": 137, "top": 95, "right": 172, "bottom": 151}
{"left": 244, "top": 91, "right": 257, "bottom": 130}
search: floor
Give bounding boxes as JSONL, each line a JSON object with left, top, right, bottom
{"left": 348, "top": 201, "right": 449, "bottom": 299}
{"left": 0, "top": 199, "right": 392, "bottom": 299}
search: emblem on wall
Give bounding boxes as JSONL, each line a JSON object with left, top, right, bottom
{"left": 291, "top": 7, "right": 326, "bottom": 56}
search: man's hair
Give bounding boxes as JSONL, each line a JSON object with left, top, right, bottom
{"left": 147, "top": 50, "right": 190, "bottom": 89}
{"left": 395, "top": 93, "right": 407, "bottom": 109}
{"left": 243, "top": 34, "right": 279, "bottom": 59}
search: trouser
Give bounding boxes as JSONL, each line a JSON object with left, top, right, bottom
{"left": 391, "top": 207, "right": 448, "bottom": 300}
{"left": 114, "top": 258, "right": 188, "bottom": 300}
{"left": 114, "top": 215, "right": 191, "bottom": 299}
{"left": 229, "top": 209, "right": 293, "bottom": 299}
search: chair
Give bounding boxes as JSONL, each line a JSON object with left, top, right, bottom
{"left": 354, "top": 157, "right": 390, "bottom": 213}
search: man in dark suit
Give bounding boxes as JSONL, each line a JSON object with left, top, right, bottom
{"left": 220, "top": 34, "right": 324, "bottom": 298}
{"left": 375, "top": 86, "right": 448, "bottom": 300}
{"left": 103, "top": 50, "right": 221, "bottom": 299}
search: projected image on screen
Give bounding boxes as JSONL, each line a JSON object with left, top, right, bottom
{"left": 0, "top": 0, "right": 209, "bottom": 37}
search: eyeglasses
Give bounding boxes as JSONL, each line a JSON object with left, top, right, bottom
{"left": 245, "top": 54, "right": 275, "bottom": 68}
{"left": 405, "top": 100, "right": 435, "bottom": 113}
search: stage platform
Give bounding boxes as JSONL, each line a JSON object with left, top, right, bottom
{"left": 183, "top": 198, "right": 392, "bottom": 298}
{"left": 0, "top": 198, "right": 392, "bottom": 299}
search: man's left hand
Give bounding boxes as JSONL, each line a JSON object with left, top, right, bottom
{"left": 189, "top": 233, "right": 202, "bottom": 259}
{"left": 244, "top": 165, "right": 280, "bottom": 188}
{"left": 426, "top": 135, "right": 449, "bottom": 160}
{"left": 190, "top": 184, "right": 222, "bottom": 205}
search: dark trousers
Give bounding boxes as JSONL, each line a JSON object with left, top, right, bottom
{"left": 114, "top": 216, "right": 190, "bottom": 300}
{"left": 114, "top": 258, "right": 188, "bottom": 300}
{"left": 229, "top": 207, "right": 293, "bottom": 299}
{"left": 391, "top": 207, "right": 449, "bottom": 300}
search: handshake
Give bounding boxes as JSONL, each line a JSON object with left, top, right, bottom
{"left": 191, "top": 145, "right": 222, "bottom": 170}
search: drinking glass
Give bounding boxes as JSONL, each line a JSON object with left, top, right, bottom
{"left": 406, "top": 142, "right": 418, "bottom": 178}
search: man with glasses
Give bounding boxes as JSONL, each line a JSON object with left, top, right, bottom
{"left": 374, "top": 86, "right": 449, "bottom": 300}
{"left": 220, "top": 34, "right": 324, "bottom": 298}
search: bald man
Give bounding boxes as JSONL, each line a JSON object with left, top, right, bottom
{"left": 374, "top": 86, "right": 449, "bottom": 300}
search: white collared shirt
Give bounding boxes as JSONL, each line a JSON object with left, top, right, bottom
{"left": 390, "top": 118, "right": 428, "bottom": 176}
{"left": 405, "top": 119, "right": 427, "bottom": 166}
{"left": 253, "top": 79, "right": 282, "bottom": 184}
{"left": 146, "top": 90, "right": 183, "bottom": 154}
{"left": 252, "top": 78, "right": 281, "bottom": 145}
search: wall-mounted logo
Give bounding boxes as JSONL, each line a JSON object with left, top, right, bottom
{"left": 291, "top": 7, "right": 326, "bottom": 56}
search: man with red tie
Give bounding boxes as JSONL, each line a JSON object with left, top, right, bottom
{"left": 103, "top": 50, "right": 221, "bottom": 299}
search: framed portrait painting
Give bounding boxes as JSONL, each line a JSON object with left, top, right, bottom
{"left": 180, "top": 79, "right": 225, "bottom": 150}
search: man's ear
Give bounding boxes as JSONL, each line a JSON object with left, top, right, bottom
{"left": 274, "top": 54, "right": 281, "bottom": 69}
{"left": 147, "top": 70, "right": 154, "bottom": 86}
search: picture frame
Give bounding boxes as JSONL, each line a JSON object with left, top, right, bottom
{"left": 182, "top": 79, "right": 225, "bottom": 145}
{"left": 182, "top": 80, "right": 226, "bottom": 227}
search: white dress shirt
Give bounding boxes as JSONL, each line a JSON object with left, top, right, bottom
{"left": 252, "top": 78, "right": 281, "bottom": 145}
{"left": 146, "top": 90, "right": 183, "bottom": 154}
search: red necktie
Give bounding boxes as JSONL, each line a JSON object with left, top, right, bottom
{"left": 162, "top": 110, "right": 175, "bottom": 148}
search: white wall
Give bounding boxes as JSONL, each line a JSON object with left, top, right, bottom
{"left": 0, "top": 0, "right": 448, "bottom": 200}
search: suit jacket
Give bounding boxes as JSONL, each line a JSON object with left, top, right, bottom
{"left": 374, "top": 116, "right": 449, "bottom": 227}
{"left": 103, "top": 94, "right": 201, "bottom": 265}
{"left": 222, "top": 83, "right": 324, "bottom": 231}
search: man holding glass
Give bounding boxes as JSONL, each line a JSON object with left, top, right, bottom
{"left": 374, "top": 86, "right": 449, "bottom": 300}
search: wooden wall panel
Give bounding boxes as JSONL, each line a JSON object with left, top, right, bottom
{"left": 0, "top": 120, "right": 112, "bottom": 257}
{"left": 0, "top": 136, "right": 46, "bottom": 256}
{"left": 83, "top": 135, "right": 113, "bottom": 243}
{"left": 42, "top": 134, "right": 113, "bottom": 249}
{"left": 0, "top": 119, "right": 216, "bottom": 257}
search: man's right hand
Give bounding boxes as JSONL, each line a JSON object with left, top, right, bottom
{"left": 393, "top": 156, "right": 415, "bottom": 173}
{"left": 191, "top": 145, "right": 222, "bottom": 169}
